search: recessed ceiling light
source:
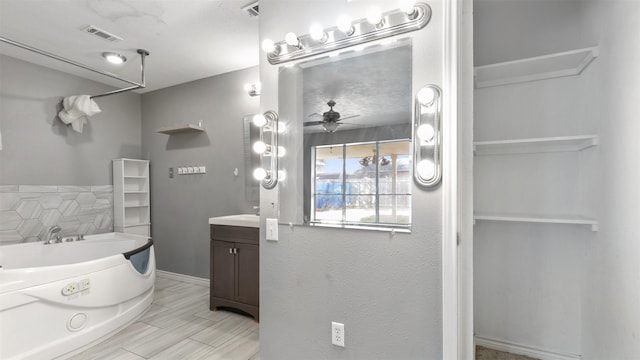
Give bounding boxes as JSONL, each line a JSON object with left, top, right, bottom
{"left": 102, "top": 52, "right": 126, "bottom": 65}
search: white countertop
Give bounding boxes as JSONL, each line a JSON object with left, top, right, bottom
{"left": 208, "top": 214, "right": 260, "bottom": 228}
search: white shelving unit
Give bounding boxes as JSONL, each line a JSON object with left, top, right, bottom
{"left": 474, "top": 213, "right": 598, "bottom": 231}
{"left": 474, "top": 135, "right": 599, "bottom": 155}
{"left": 113, "top": 158, "right": 150, "bottom": 237}
{"left": 474, "top": 47, "right": 598, "bottom": 88}
{"left": 156, "top": 121, "right": 205, "bottom": 134}
{"left": 474, "top": 48, "right": 599, "bottom": 232}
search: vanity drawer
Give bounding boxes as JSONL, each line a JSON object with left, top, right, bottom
{"left": 211, "top": 225, "right": 258, "bottom": 244}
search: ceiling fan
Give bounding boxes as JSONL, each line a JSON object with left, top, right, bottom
{"left": 305, "top": 100, "right": 360, "bottom": 133}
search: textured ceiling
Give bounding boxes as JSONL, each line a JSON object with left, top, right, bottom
{"left": 0, "top": 0, "right": 259, "bottom": 93}
{"left": 302, "top": 41, "right": 412, "bottom": 134}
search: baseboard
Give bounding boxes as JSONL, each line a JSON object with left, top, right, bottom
{"left": 475, "top": 336, "right": 581, "bottom": 360}
{"left": 156, "top": 270, "right": 210, "bottom": 287}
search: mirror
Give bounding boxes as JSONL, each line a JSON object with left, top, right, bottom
{"left": 278, "top": 39, "right": 413, "bottom": 230}
{"left": 243, "top": 115, "right": 260, "bottom": 202}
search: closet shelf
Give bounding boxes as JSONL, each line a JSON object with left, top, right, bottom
{"left": 474, "top": 135, "right": 598, "bottom": 155}
{"left": 156, "top": 123, "right": 205, "bottom": 134}
{"left": 474, "top": 213, "right": 598, "bottom": 231}
{"left": 474, "top": 47, "right": 598, "bottom": 88}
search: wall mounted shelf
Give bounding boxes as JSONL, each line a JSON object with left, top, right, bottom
{"left": 474, "top": 213, "right": 598, "bottom": 231}
{"left": 474, "top": 47, "right": 598, "bottom": 88}
{"left": 474, "top": 135, "right": 599, "bottom": 155}
{"left": 156, "top": 123, "right": 205, "bottom": 134}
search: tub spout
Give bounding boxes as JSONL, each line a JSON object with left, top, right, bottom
{"left": 44, "top": 225, "right": 62, "bottom": 244}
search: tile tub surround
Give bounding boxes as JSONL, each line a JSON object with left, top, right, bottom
{"left": 0, "top": 185, "right": 113, "bottom": 244}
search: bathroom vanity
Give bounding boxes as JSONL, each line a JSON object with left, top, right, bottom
{"left": 208, "top": 215, "right": 259, "bottom": 321}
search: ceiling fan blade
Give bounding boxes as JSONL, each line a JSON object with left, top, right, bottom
{"left": 338, "top": 114, "right": 360, "bottom": 121}
{"left": 304, "top": 121, "right": 325, "bottom": 126}
{"left": 307, "top": 113, "right": 323, "bottom": 119}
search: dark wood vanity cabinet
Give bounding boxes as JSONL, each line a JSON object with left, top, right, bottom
{"left": 210, "top": 225, "right": 259, "bottom": 321}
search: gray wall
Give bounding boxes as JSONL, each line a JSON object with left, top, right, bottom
{"left": 259, "top": 1, "right": 445, "bottom": 358}
{"left": 141, "top": 66, "right": 260, "bottom": 278}
{"left": 0, "top": 55, "right": 142, "bottom": 185}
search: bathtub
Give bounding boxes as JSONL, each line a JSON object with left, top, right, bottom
{"left": 0, "top": 232, "right": 155, "bottom": 360}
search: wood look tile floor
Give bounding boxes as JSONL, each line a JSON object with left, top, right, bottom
{"left": 476, "top": 346, "right": 540, "bottom": 360}
{"left": 70, "top": 276, "right": 260, "bottom": 360}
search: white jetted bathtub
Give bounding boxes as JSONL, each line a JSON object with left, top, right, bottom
{"left": 0, "top": 232, "right": 155, "bottom": 360}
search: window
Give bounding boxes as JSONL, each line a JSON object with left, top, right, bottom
{"left": 311, "top": 139, "right": 412, "bottom": 229}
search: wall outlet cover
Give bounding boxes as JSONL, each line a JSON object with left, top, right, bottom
{"left": 266, "top": 218, "right": 278, "bottom": 241}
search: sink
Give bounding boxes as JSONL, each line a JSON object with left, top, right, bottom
{"left": 208, "top": 214, "right": 260, "bottom": 228}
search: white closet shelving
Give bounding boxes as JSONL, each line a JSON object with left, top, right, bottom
{"left": 113, "top": 158, "right": 150, "bottom": 236}
{"left": 473, "top": 135, "right": 598, "bottom": 155}
{"left": 474, "top": 47, "right": 599, "bottom": 231}
{"left": 474, "top": 47, "right": 598, "bottom": 88}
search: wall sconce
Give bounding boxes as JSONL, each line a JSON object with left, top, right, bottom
{"left": 252, "top": 110, "right": 279, "bottom": 189}
{"left": 262, "top": 2, "right": 431, "bottom": 65}
{"left": 245, "top": 83, "right": 261, "bottom": 97}
{"left": 413, "top": 85, "right": 442, "bottom": 187}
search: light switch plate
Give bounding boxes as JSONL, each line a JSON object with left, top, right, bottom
{"left": 266, "top": 218, "right": 278, "bottom": 241}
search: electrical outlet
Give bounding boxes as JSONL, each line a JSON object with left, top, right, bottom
{"left": 266, "top": 218, "right": 278, "bottom": 241}
{"left": 331, "top": 321, "right": 345, "bottom": 347}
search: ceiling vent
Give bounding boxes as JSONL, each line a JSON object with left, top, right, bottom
{"left": 242, "top": 1, "right": 259, "bottom": 16}
{"left": 81, "top": 25, "right": 123, "bottom": 42}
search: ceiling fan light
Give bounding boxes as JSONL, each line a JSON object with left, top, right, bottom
{"left": 323, "top": 122, "right": 339, "bottom": 132}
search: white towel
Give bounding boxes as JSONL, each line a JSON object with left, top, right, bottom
{"left": 58, "top": 95, "right": 101, "bottom": 133}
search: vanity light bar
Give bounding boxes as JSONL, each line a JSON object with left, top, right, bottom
{"left": 253, "top": 110, "right": 280, "bottom": 189}
{"left": 264, "top": 2, "right": 431, "bottom": 65}
{"left": 413, "top": 85, "right": 442, "bottom": 188}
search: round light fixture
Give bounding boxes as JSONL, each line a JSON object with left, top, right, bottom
{"left": 417, "top": 87, "right": 436, "bottom": 106}
{"left": 417, "top": 124, "right": 435, "bottom": 142}
{"left": 253, "top": 168, "right": 268, "bottom": 181}
{"left": 366, "top": 7, "right": 384, "bottom": 26}
{"left": 261, "top": 38, "right": 276, "bottom": 53}
{"left": 253, "top": 114, "right": 268, "bottom": 127}
{"left": 399, "top": 0, "right": 416, "bottom": 14}
{"left": 309, "top": 23, "right": 327, "bottom": 42}
{"left": 285, "top": 32, "right": 300, "bottom": 47}
{"left": 336, "top": 15, "right": 354, "bottom": 35}
{"left": 417, "top": 159, "right": 435, "bottom": 179}
{"left": 253, "top": 141, "right": 268, "bottom": 154}
{"left": 102, "top": 52, "right": 126, "bottom": 65}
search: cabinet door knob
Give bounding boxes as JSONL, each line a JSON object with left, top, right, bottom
{"left": 233, "top": 248, "right": 238, "bottom": 254}
{"left": 229, "top": 248, "right": 233, "bottom": 254}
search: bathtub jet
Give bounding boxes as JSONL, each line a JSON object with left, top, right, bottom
{"left": 0, "top": 232, "right": 156, "bottom": 360}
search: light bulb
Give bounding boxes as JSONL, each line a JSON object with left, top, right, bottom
{"left": 261, "top": 38, "right": 276, "bottom": 53}
{"left": 417, "top": 124, "right": 435, "bottom": 142}
{"left": 285, "top": 32, "right": 300, "bottom": 47}
{"left": 337, "top": 14, "right": 354, "bottom": 35}
{"left": 253, "top": 114, "right": 267, "bottom": 127}
{"left": 417, "top": 87, "right": 436, "bottom": 106}
{"left": 278, "top": 170, "right": 286, "bottom": 181}
{"left": 253, "top": 141, "right": 268, "bottom": 154}
{"left": 417, "top": 160, "right": 435, "bottom": 180}
{"left": 366, "top": 7, "right": 383, "bottom": 26}
{"left": 399, "top": 0, "right": 416, "bottom": 14}
{"left": 278, "top": 146, "right": 286, "bottom": 157}
{"left": 102, "top": 52, "right": 126, "bottom": 65}
{"left": 309, "top": 23, "right": 326, "bottom": 42}
{"left": 276, "top": 122, "right": 286, "bottom": 133}
{"left": 253, "top": 168, "right": 268, "bottom": 181}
